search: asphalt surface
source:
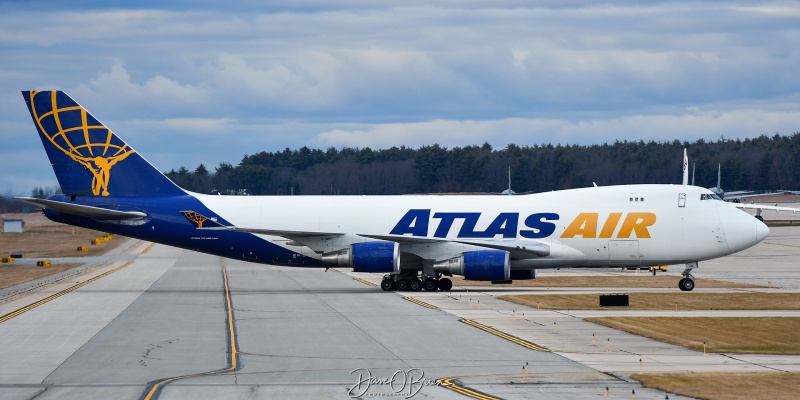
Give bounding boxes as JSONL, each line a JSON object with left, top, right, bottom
{"left": 3, "top": 226, "right": 800, "bottom": 399}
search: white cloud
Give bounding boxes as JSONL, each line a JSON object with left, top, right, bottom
{"left": 2, "top": 1, "right": 800, "bottom": 193}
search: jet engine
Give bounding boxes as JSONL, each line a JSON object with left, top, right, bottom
{"left": 434, "top": 250, "right": 510, "bottom": 281}
{"left": 321, "top": 241, "right": 399, "bottom": 273}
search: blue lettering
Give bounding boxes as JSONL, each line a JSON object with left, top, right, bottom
{"left": 520, "top": 213, "right": 559, "bottom": 238}
{"left": 392, "top": 210, "right": 562, "bottom": 239}
{"left": 480, "top": 212, "right": 519, "bottom": 238}
{"left": 433, "top": 212, "right": 479, "bottom": 238}
{"left": 390, "top": 209, "right": 430, "bottom": 236}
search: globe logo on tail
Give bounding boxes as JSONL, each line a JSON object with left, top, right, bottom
{"left": 29, "top": 91, "right": 134, "bottom": 196}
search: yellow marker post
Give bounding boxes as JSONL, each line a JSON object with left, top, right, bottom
{"left": 606, "top": 386, "right": 609, "bottom": 399}
{"left": 607, "top": 338, "right": 611, "bottom": 352}
{"left": 592, "top": 333, "right": 596, "bottom": 346}
{"left": 553, "top": 322, "right": 557, "bottom": 333}
{"left": 703, "top": 341, "right": 707, "bottom": 355}
{"left": 477, "top": 300, "right": 481, "bottom": 310}
{"left": 632, "top": 389, "right": 636, "bottom": 399}
{"left": 639, "top": 358, "right": 642, "bottom": 374}
{"left": 675, "top": 302, "right": 678, "bottom": 311}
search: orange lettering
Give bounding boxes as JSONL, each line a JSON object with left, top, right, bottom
{"left": 617, "top": 213, "right": 656, "bottom": 238}
{"left": 560, "top": 213, "right": 598, "bottom": 238}
{"left": 598, "top": 212, "right": 622, "bottom": 238}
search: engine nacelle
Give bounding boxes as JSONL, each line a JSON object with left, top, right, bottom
{"left": 434, "top": 250, "right": 510, "bottom": 281}
{"left": 321, "top": 241, "right": 399, "bottom": 273}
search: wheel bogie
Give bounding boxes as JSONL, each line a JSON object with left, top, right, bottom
{"left": 423, "top": 278, "right": 438, "bottom": 291}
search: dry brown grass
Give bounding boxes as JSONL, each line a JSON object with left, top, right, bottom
{"left": 0, "top": 263, "right": 81, "bottom": 289}
{"left": 500, "top": 292, "right": 800, "bottom": 311}
{"left": 1, "top": 212, "right": 127, "bottom": 288}
{"left": 633, "top": 372, "right": 800, "bottom": 400}
{"left": 452, "top": 275, "right": 759, "bottom": 288}
{"left": 586, "top": 317, "right": 800, "bottom": 354}
{"left": 1, "top": 213, "right": 120, "bottom": 258}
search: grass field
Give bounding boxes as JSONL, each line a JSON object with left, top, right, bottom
{"left": 633, "top": 372, "right": 800, "bottom": 400}
{"left": 1, "top": 213, "right": 117, "bottom": 258}
{"left": 0, "top": 264, "right": 81, "bottom": 289}
{"left": 1, "top": 212, "right": 126, "bottom": 289}
{"left": 586, "top": 317, "right": 800, "bottom": 354}
{"left": 452, "top": 275, "right": 759, "bottom": 288}
{"left": 500, "top": 292, "right": 800, "bottom": 310}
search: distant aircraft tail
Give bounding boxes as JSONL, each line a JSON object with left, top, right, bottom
{"left": 21, "top": 91, "right": 184, "bottom": 197}
{"left": 682, "top": 148, "right": 689, "bottom": 185}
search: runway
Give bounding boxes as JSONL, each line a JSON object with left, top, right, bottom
{"left": 0, "top": 240, "right": 684, "bottom": 399}
{"left": 3, "top": 228, "right": 799, "bottom": 399}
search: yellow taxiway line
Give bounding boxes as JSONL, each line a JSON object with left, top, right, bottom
{"left": 461, "top": 319, "right": 550, "bottom": 352}
{"left": 436, "top": 376, "right": 502, "bottom": 400}
{"left": 0, "top": 260, "right": 134, "bottom": 324}
{"left": 404, "top": 296, "right": 439, "bottom": 309}
{"left": 142, "top": 261, "right": 239, "bottom": 400}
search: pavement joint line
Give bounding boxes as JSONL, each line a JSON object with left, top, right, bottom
{"left": 436, "top": 376, "right": 501, "bottom": 400}
{"left": 403, "top": 296, "right": 438, "bottom": 309}
{"left": 461, "top": 319, "right": 551, "bottom": 352}
{"left": 141, "top": 261, "right": 240, "bottom": 400}
{"left": 0, "top": 260, "right": 135, "bottom": 324}
{"left": 353, "top": 277, "right": 377, "bottom": 287}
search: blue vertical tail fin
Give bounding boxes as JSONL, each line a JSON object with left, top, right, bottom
{"left": 22, "top": 90, "right": 184, "bottom": 197}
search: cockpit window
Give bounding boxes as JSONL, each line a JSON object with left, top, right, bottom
{"left": 700, "top": 193, "right": 723, "bottom": 201}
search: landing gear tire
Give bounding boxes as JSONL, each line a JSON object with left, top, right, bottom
{"left": 755, "top": 215, "right": 764, "bottom": 222}
{"left": 381, "top": 279, "right": 397, "bottom": 291}
{"left": 397, "top": 279, "right": 410, "bottom": 291}
{"left": 423, "top": 278, "right": 438, "bottom": 292}
{"left": 679, "top": 277, "right": 695, "bottom": 292}
{"left": 409, "top": 278, "right": 422, "bottom": 291}
{"left": 438, "top": 278, "right": 453, "bottom": 291}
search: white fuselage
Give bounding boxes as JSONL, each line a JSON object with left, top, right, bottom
{"left": 196, "top": 184, "right": 768, "bottom": 269}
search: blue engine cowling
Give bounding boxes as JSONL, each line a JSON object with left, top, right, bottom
{"left": 321, "top": 241, "right": 399, "bottom": 273}
{"left": 351, "top": 242, "right": 399, "bottom": 273}
{"left": 435, "top": 250, "right": 510, "bottom": 281}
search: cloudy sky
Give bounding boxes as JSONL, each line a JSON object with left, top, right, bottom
{"left": 1, "top": 1, "right": 799, "bottom": 194}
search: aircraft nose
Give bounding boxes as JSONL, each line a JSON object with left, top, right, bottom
{"left": 720, "top": 206, "right": 769, "bottom": 253}
{"left": 756, "top": 218, "right": 769, "bottom": 242}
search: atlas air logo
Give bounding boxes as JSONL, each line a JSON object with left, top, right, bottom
{"left": 181, "top": 211, "right": 209, "bottom": 228}
{"left": 390, "top": 210, "right": 656, "bottom": 239}
{"left": 29, "top": 90, "right": 134, "bottom": 196}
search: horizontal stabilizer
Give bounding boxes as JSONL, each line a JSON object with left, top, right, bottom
{"left": 16, "top": 197, "right": 147, "bottom": 220}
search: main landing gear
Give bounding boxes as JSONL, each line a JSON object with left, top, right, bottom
{"left": 381, "top": 272, "right": 452, "bottom": 292}
{"left": 679, "top": 261, "right": 698, "bottom": 291}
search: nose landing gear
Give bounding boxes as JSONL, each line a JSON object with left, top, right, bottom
{"left": 679, "top": 261, "right": 697, "bottom": 291}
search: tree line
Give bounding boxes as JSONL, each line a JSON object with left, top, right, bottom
{"left": 162, "top": 133, "right": 800, "bottom": 196}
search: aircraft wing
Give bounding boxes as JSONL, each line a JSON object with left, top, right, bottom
{"left": 203, "top": 225, "right": 343, "bottom": 238}
{"left": 15, "top": 197, "right": 147, "bottom": 220}
{"left": 733, "top": 203, "right": 800, "bottom": 213}
{"left": 203, "top": 226, "right": 551, "bottom": 258}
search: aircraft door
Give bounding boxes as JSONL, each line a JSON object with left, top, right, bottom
{"left": 608, "top": 240, "right": 640, "bottom": 265}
